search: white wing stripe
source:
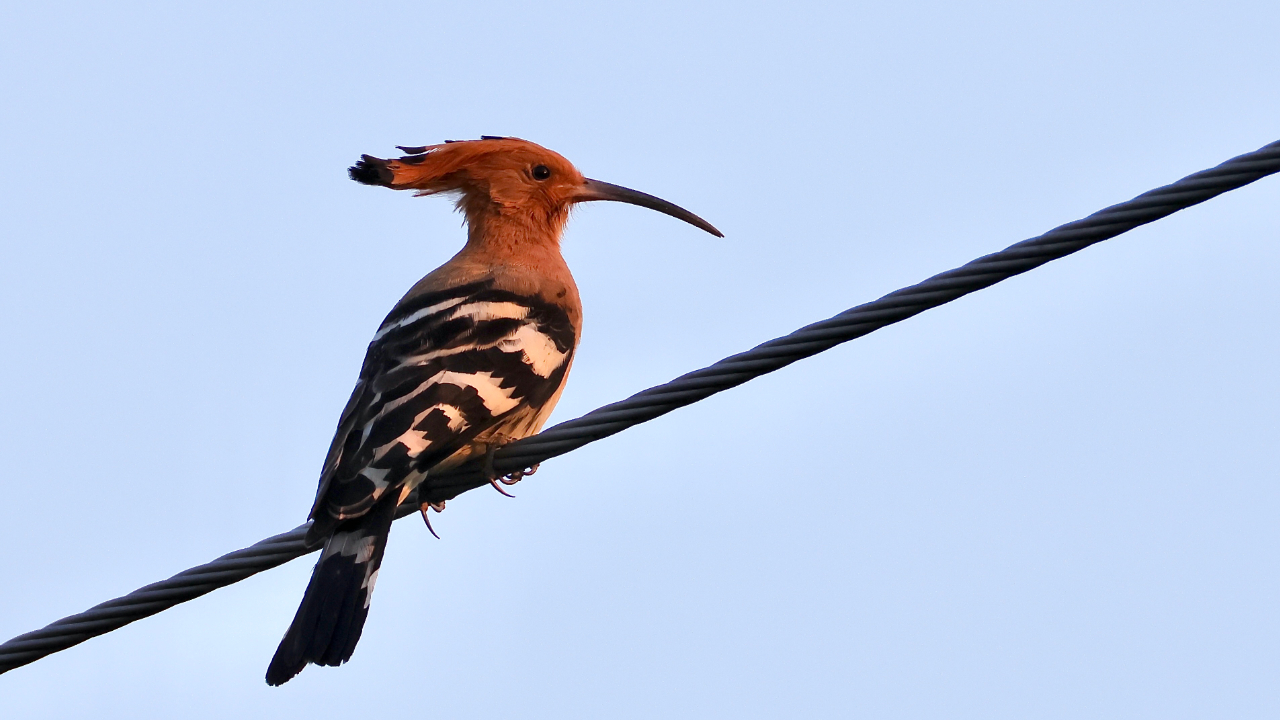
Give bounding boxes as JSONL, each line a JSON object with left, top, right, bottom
{"left": 451, "top": 301, "right": 530, "bottom": 322}
{"left": 432, "top": 369, "right": 521, "bottom": 414}
{"left": 372, "top": 296, "right": 468, "bottom": 342}
{"left": 374, "top": 403, "right": 468, "bottom": 461}
{"left": 499, "top": 324, "right": 568, "bottom": 377}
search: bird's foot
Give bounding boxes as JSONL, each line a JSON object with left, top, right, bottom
{"left": 504, "top": 463, "right": 540, "bottom": 483}
{"left": 481, "top": 436, "right": 539, "bottom": 497}
{"left": 419, "top": 500, "right": 446, "bottom": 539}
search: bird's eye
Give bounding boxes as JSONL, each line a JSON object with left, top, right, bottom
{"left": 532, "top": 165, "right": 552, "bottom": 181}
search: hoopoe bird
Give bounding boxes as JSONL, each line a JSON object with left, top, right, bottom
{"left": 265, "top": 136, "right": 721, "bottom": 685}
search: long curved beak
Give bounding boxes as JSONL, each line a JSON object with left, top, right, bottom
{"left": 576, "top": 178, "right": 723, "bottom": 237}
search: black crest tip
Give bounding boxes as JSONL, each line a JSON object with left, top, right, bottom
{"left": 349, "top": 154, "right": 393, "bottom": 186}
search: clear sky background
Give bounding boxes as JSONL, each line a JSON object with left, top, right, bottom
{"left": 2, "top": 2, "right": 1278, "bottom": 718}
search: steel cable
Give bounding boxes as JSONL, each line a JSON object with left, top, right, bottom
{"left": 2, "top": 139, "right": 1277, "bottom": 675}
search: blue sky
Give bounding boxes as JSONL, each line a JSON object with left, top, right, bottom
{"left": 1, "top": 2, "right": 1278, "bottom": 717}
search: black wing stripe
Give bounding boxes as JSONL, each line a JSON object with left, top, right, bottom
{"left": 374, "top": 288, "right": 575, "bottom": 355}
{"left": 378, "top": 280, "right": 490, "bottom": 329}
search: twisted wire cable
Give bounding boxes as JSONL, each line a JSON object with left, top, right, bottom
{"left": 2, "top": 139, "right": 1277, "bottom": 675}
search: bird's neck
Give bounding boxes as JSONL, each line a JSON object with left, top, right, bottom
{"left": 463, "top": 210, "right": 567, "bottom": 261}
{"left": 440, "top": 216, "right": 580, "bottom": 325}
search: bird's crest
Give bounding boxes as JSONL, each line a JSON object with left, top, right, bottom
{"left": 348, "top": 136, "right": 572, "bottom": 197}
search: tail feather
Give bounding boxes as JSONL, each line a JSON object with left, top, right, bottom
{"left": 265, "top": 496, "right": 398, "bottom": 686}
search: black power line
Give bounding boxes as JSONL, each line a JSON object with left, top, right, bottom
{"left": 2, "top": 138, "right": 1277, "bottom": 675}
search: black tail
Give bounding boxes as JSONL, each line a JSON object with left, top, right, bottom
{"left": 265, "top": 495, "right": 398, "bottom": 685}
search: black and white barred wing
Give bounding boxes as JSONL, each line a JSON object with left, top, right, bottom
{"left": 268, "top": 283, "right": 576, "bottom": 683}
{"left": 305, "top": 281, "right": 575, "bottom": 541}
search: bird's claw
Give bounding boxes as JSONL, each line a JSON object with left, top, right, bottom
{"left": 500, "top": 463, "right": 539, "bottom": 484}
{"left": 482, "top": 439, "right": 539, "bottom": 497}
{"left": 487, "top": 476, "right": 517, "bottom": 498}
{"left": 419, "top": 500, "right": 446, "bottom": 539}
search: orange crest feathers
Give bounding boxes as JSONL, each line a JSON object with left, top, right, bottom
{"left": 348, "top": 136, "right": 579, "bottom": 198}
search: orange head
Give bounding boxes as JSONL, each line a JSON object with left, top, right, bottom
{"left": 349, "top": 136, "right": 722, "bottom": 244}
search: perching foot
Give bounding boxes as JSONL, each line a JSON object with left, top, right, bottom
{"left": 482, "top": 438, "right": 540, "bottom": 497}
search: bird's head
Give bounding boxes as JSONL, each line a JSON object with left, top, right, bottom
{"left": 349, "top": 137, "right": 722, "bottom": 244}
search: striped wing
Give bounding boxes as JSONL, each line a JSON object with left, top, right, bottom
{"left": 306, "top": 280, "right": 575, "bottom": 538}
